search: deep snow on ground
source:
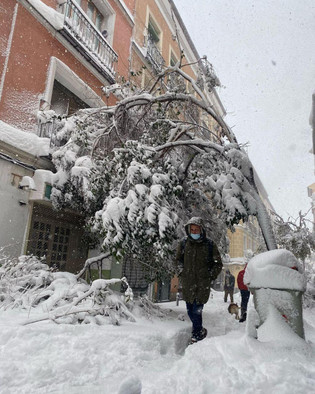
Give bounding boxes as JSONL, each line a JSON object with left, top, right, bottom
{"left": 0, "top": 291, "right": 314, "bottom": 394}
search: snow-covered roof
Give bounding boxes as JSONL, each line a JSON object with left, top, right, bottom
{"left": 0, "top": 121, "right": 50, "bottom": 157}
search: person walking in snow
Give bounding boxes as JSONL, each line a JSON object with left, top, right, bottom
{"left": 224, "top": 269, "right": 235, "bottom": 303}
{"left": 175, "top": 217, "right": 222, "bottom": 344}
{"left": 237, "top": 265, "right": 250, "bottom": 322}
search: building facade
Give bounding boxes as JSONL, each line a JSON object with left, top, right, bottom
{"left": 0, "top": 0, "right": 134, "bottom": 271}
{"left": 309, "top": 92, "right": 315, "bottom": 229}
{"left": 0, "top": 0, "right": 277, "bottom": 300}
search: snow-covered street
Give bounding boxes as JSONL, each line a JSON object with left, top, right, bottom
{"left": 1, "top": 2, "right": 315, "bottom": 394}
{"left": 1, "top": 291, "right": 314, "bottom": 394}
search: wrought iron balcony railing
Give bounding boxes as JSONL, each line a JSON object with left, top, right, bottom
{"left": 60, "top": 0, "right": 118, "bottom": 83}
{"left": 38, "top": 117, "right": 67, "bottom": 147}
{"left": 146, "top": 35, "right": 165, "bottom": 74}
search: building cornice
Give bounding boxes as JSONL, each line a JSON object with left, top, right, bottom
{"left": 114, "top": 0, "right": 134, "bottom": 26}
{"left": 0, "top": 140, "right": 55, "bottom": 171}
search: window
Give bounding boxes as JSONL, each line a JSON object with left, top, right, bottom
{"left": 27, "top": 203, "right": 88, "bottom": 272}
{"left": 51, "top": 226, "right": 70, "bottom": 269}
{"left": 145, "top": 15, "right": 164, "bottom": 73}
{"left": 148, "top": 16, "right": 161, "bottom": 45}
{"left": 50, "top": 80, "right": 89, "bottom": 116}
{"left": 87, "top": 2, "right": 94, "bottom": 20}
{"left": 44, "top": 184, "right": 52, "bottom": 200}
{"left": 28, "top": 221, "right": 51, "bottom": 262}
{"left": 28, "top": 220, "right": 70, "bottom": 270}
{"left": 170, "top": 51, "right": 178, "bottom": 67}
{"left": 95, "top": 11, "right": 103, "bottom": 31}
{"left": 11, "top": 173, "right": 22, "bottom": 188}
{"left": 86, "top": 1, "right": 104, "bottom": 30}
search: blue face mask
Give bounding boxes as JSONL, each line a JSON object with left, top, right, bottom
{"left": 190, "top": 233, "right": 201, "bottom": 240}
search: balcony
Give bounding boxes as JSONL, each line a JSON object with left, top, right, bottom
{"left": 38, "top": 117, "right": 67, "bottom": 148}
{"left": 60, "top": 0, "right": 118, "bottom": 83}
{"left": 146, "top": 35, "right": 165, "bottom": 74}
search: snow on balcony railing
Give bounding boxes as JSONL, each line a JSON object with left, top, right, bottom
{"left": 146, "top": 36, "right": 165, "bottom": 74}
{"left": 38, "top": 116, "right": 66, "bottom": 147}
{"left": 62, "top": 0, "right": 118, "bottom": 81}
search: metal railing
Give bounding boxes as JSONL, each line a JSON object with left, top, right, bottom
{"left": 61, "top": 0, "right": 118, "bottom": 81}
{"left": 38, "top": 118, "right": 67, "bottom": 147}
{"left": 146, "top": 35, "right": 165, "bottom": 74}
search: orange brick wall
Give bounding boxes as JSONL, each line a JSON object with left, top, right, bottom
{"left": 0, "top": 0, "right": 133, "bottom": 130}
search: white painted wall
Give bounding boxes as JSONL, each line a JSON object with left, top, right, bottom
{"left": 0, "top": 159, "right": 33, "bottom": 260}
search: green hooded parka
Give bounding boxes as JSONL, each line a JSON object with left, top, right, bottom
{"left": 175, "top": 217, "right": 222, "bottom": 304}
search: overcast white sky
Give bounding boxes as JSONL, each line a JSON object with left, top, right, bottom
{"left": 174, "top": 0, "right": 315, "bottom": 222}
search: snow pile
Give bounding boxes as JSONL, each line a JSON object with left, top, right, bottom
{"left": 0, "top": 291, "right": 314, "bottom": 393}
{"left": 28, "top": 0, "right": 64, "bottom": 30}
{"left": 0, "top": 256, "right": 136, "bottom": 326}
{"left": 19, "top": 176, "right": 36, "bottom": 190}
{"left": 257, "top": 304, "right": 306, "bottom": 345}
{"left": 0, "top": 121, "right": 50, "bottom": 156}
{"left": 0, "top": 255, "right": 174, "bottom": 328}
{"left": 244, "top": 249, "right": 306, "bottom": 291}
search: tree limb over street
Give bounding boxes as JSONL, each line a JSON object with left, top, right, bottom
{"left": 43, "top": 57, "right": 278, "bottom": 280}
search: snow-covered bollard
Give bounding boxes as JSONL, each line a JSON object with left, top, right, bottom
{"left": 244, "top": 249, "right": 306, "bottom": 339}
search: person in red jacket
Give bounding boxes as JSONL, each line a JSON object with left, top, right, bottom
{"left": 237, "top": 264, "right": 250, "bottom": 323}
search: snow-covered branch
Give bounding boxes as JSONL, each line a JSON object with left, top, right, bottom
{"left": 45, "top": 62, "right": 278, "bottom": 279}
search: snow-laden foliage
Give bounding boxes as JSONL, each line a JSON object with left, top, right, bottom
{"left": 202, "top": 146, "right": 258, "bottom": 225}
{"left": 0, "top": 255, "right": 53, "bottom": 309}
{"left": 44, "top": 61, "right": 277, "bottom": 280}
{"left": 273, "top": 211, "right": 315, "bottom": 308}
{"left": 274, "top": 211, "right": 315, "bottom": 263}
{"left": 0, "top": 255, "right": 171, "bottom": 325}
{"left": 93, "top": 141, "right": 182, "bottom": 275}
{"left": 0, "top": 255, "right": 135, "bottom": 325}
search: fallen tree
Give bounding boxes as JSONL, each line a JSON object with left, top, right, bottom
{"left": 38, "top": 57, "right": 277, "bottom": 280}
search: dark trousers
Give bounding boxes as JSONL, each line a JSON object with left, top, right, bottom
{"left": 240, "top": 289, "right": 250, "bottom": 318}
{"left": 186, "top": 301, "right": 204, "bottom": 337}
{"left": 224, "top": 288, "right": 234, "bottom": 303}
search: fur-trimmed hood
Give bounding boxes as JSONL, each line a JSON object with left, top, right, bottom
{"left": 184, "top": 217, "right": 206, "bottom": 239}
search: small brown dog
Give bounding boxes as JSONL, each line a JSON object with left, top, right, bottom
{"left": 228, "top": 303, "right": 240, "bottom": 320}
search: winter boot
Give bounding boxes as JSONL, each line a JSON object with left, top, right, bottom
{"left": 198, "top": 327, "right": 208, "bottom": 341}
{"left": 239, "top": 312, "right": 247, "bottom": 323}
{"left": 189, "top": 327, "right": 208, "bottom": 345}
{"left": 189, "top": 336, "right": 198, "bottom": 345}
